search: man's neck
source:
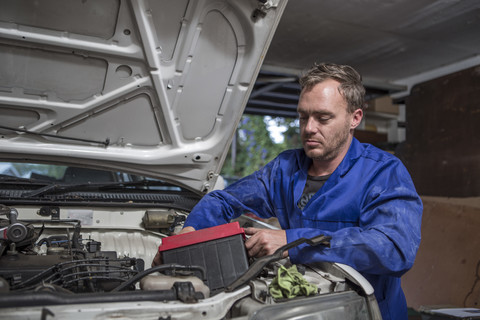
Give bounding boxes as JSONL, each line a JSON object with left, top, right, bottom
{"left": 308, "top": 158, "right": 342, "bottom": 176}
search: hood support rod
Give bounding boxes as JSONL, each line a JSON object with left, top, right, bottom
{"left": 0, "top": 125, "right": 110, "bottom": 146}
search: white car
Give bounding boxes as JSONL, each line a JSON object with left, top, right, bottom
{"left": 0, "top": 0, "right": 381, "bottom": 319}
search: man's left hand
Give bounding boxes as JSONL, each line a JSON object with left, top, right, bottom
{"left": 244, "top": 227, "right": 287, "bottom": 258}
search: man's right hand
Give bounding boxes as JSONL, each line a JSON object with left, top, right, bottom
{"left": 244, "top": 227, "right": 287, "bottom": 258}
{"left": 151, "top": 226, "right": 196, "bottom": 267}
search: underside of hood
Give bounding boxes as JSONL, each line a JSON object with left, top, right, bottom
{"left": 0, "top": 0, "right": 287, "bottom": 194}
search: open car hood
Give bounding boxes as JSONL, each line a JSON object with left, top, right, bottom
{"left": 0, "top": 0, "right": 287, "bottom": 194}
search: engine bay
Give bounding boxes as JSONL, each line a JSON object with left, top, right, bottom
{"left": 0, "top": 204, "right": 378, "bottom": 319}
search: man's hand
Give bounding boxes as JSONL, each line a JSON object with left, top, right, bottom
{"left": 151, "top": 226, "right": 196, "bottom": 267}
{"left": 244, "top": 227, "right": 287, "bottom": 258}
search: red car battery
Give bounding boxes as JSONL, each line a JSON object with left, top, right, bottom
{"left": 158, "top": 222, "right": 249, "bottom": 294}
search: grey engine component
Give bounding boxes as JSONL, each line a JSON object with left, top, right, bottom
{"left": 0, "top": 206, "right": 144, "bottom": 295}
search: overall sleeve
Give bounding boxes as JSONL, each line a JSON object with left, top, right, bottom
{"left": 184, "top": 158, "right": 280, "bottom": 230}
{"left": 286, "top": 160, "right": 423, "bottom": 277}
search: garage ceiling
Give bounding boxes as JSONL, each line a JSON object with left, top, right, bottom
{"left": 246, "top": 0, "right": 480, "bottom": 117}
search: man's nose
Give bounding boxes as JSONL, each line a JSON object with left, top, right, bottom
{"left": 304, "top": 117, "right": 317, "bottom": 133}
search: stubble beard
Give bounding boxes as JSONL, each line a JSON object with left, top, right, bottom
{"left": 303, "top": 122, "right": 351, "bottom": 162}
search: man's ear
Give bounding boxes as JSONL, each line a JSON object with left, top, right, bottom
{"left": 350, "top": 108, "right": 363, "bottom": 129}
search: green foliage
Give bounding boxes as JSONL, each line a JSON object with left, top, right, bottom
{"left": 221, "top": 115, "right": 301, "bottom": 181}
{"left": 270, "top": 116, "right": 302, "bottom": 149}
{"left": 10, "top": 163, "right": 67, "bottom": 179}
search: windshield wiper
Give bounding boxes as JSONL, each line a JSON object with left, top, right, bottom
{"left": 100, "top": 179, "right": 181, "bottom": 190}
{"left": 0, "top": 174, "right": 52, "bottom": 184}
{"left": 22, "top": 179, "right": 179, "bottom": 198}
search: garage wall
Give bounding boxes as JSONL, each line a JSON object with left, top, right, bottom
{"left": 397, "top": 65, "right": 480, "bottom": 197}
{"left": 402, "top": 196, "right": 480, "bottom": 309}
{"left": 397, "top": 65, "right": 480, "bottom": 309}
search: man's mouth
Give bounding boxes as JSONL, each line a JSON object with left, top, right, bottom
{"left": 304, "top": 139, "right": 322, "bottom": 147}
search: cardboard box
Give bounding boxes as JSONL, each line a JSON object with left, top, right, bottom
{"left": 159, "top": 222, "right": 249, "bottom": 294}
{"left": 366, "top": 95, "right": 399, "bottom": 114}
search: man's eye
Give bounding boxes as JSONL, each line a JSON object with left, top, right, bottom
{"left": 317, "top": 116, "right": 331, "bottom": 122}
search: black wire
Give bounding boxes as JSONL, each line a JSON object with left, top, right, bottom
{"left": 52, "top": 268, "right": 137, "bottom": 281}
{"left": 62, "top": 276, "right": 136, "bottom": 288}
{"left": 11, "top": 258, "right": 138, "bottom": 290}
{"left": 463, "top": 259, "right": 480, "bottom": 307}
{"left": 11, "top": 265, "right": 57, "bottom": 290}
{"left": 50, "top": 261, "right": 137, "bottom": 275}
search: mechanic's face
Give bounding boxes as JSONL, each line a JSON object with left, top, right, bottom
{"left": 297, "top": 79, "right": 362, "bottom": 162}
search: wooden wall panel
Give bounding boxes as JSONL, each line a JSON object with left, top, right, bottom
{"left": 403, "top": 197, "right": 480, "bottom": 309}
{"left": 397, "top": 66, "right": 480, "bottom": 197}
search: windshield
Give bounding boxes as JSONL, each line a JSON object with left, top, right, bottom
{"left": 0, "top": 162, "right": 178, "bottom": 187}
{"left": 0, "top": 161, "right": 201, "bottom": 210}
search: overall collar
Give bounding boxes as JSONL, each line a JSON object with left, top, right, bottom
{"left": 298, "top": 137, "right": 364, "bottom": 178}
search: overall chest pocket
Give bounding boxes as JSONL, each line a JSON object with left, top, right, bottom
{"left": 301, "top": 203, "right": 359, "bottom": 232}
{"left": 302, "top": 218, "right": 357, "bottom": 232}
{"left": 298, "top": 187, "right": 361, "bottom": 229}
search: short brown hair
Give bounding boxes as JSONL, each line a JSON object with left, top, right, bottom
{"left": 299, "top": 62, "right": 366, "bottom": 112}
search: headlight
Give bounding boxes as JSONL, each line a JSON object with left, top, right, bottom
{"left": 250, "top": 291, "right": 373, "bottom": 320}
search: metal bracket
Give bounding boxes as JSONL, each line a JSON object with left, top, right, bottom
{"left": 252, "top": 0, "right": 280, "bottom": 22}
{"left": 38, "top": 206, "right": 60, "bottom": 220}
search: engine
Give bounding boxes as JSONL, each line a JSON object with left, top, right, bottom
{"left": 0, "top": 205, "right": 144, "bottom": 294}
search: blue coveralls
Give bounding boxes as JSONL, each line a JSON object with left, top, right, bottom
{"left": 185, "top": 138, "right": 423, "bottom": 320}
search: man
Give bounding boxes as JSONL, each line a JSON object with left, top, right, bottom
{"left": 153, "top": 63, "right": 422, "bottom": 320}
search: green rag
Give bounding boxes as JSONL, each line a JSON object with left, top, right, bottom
{"left": 268, "top": 265, "right": 318, "bottom": 299}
